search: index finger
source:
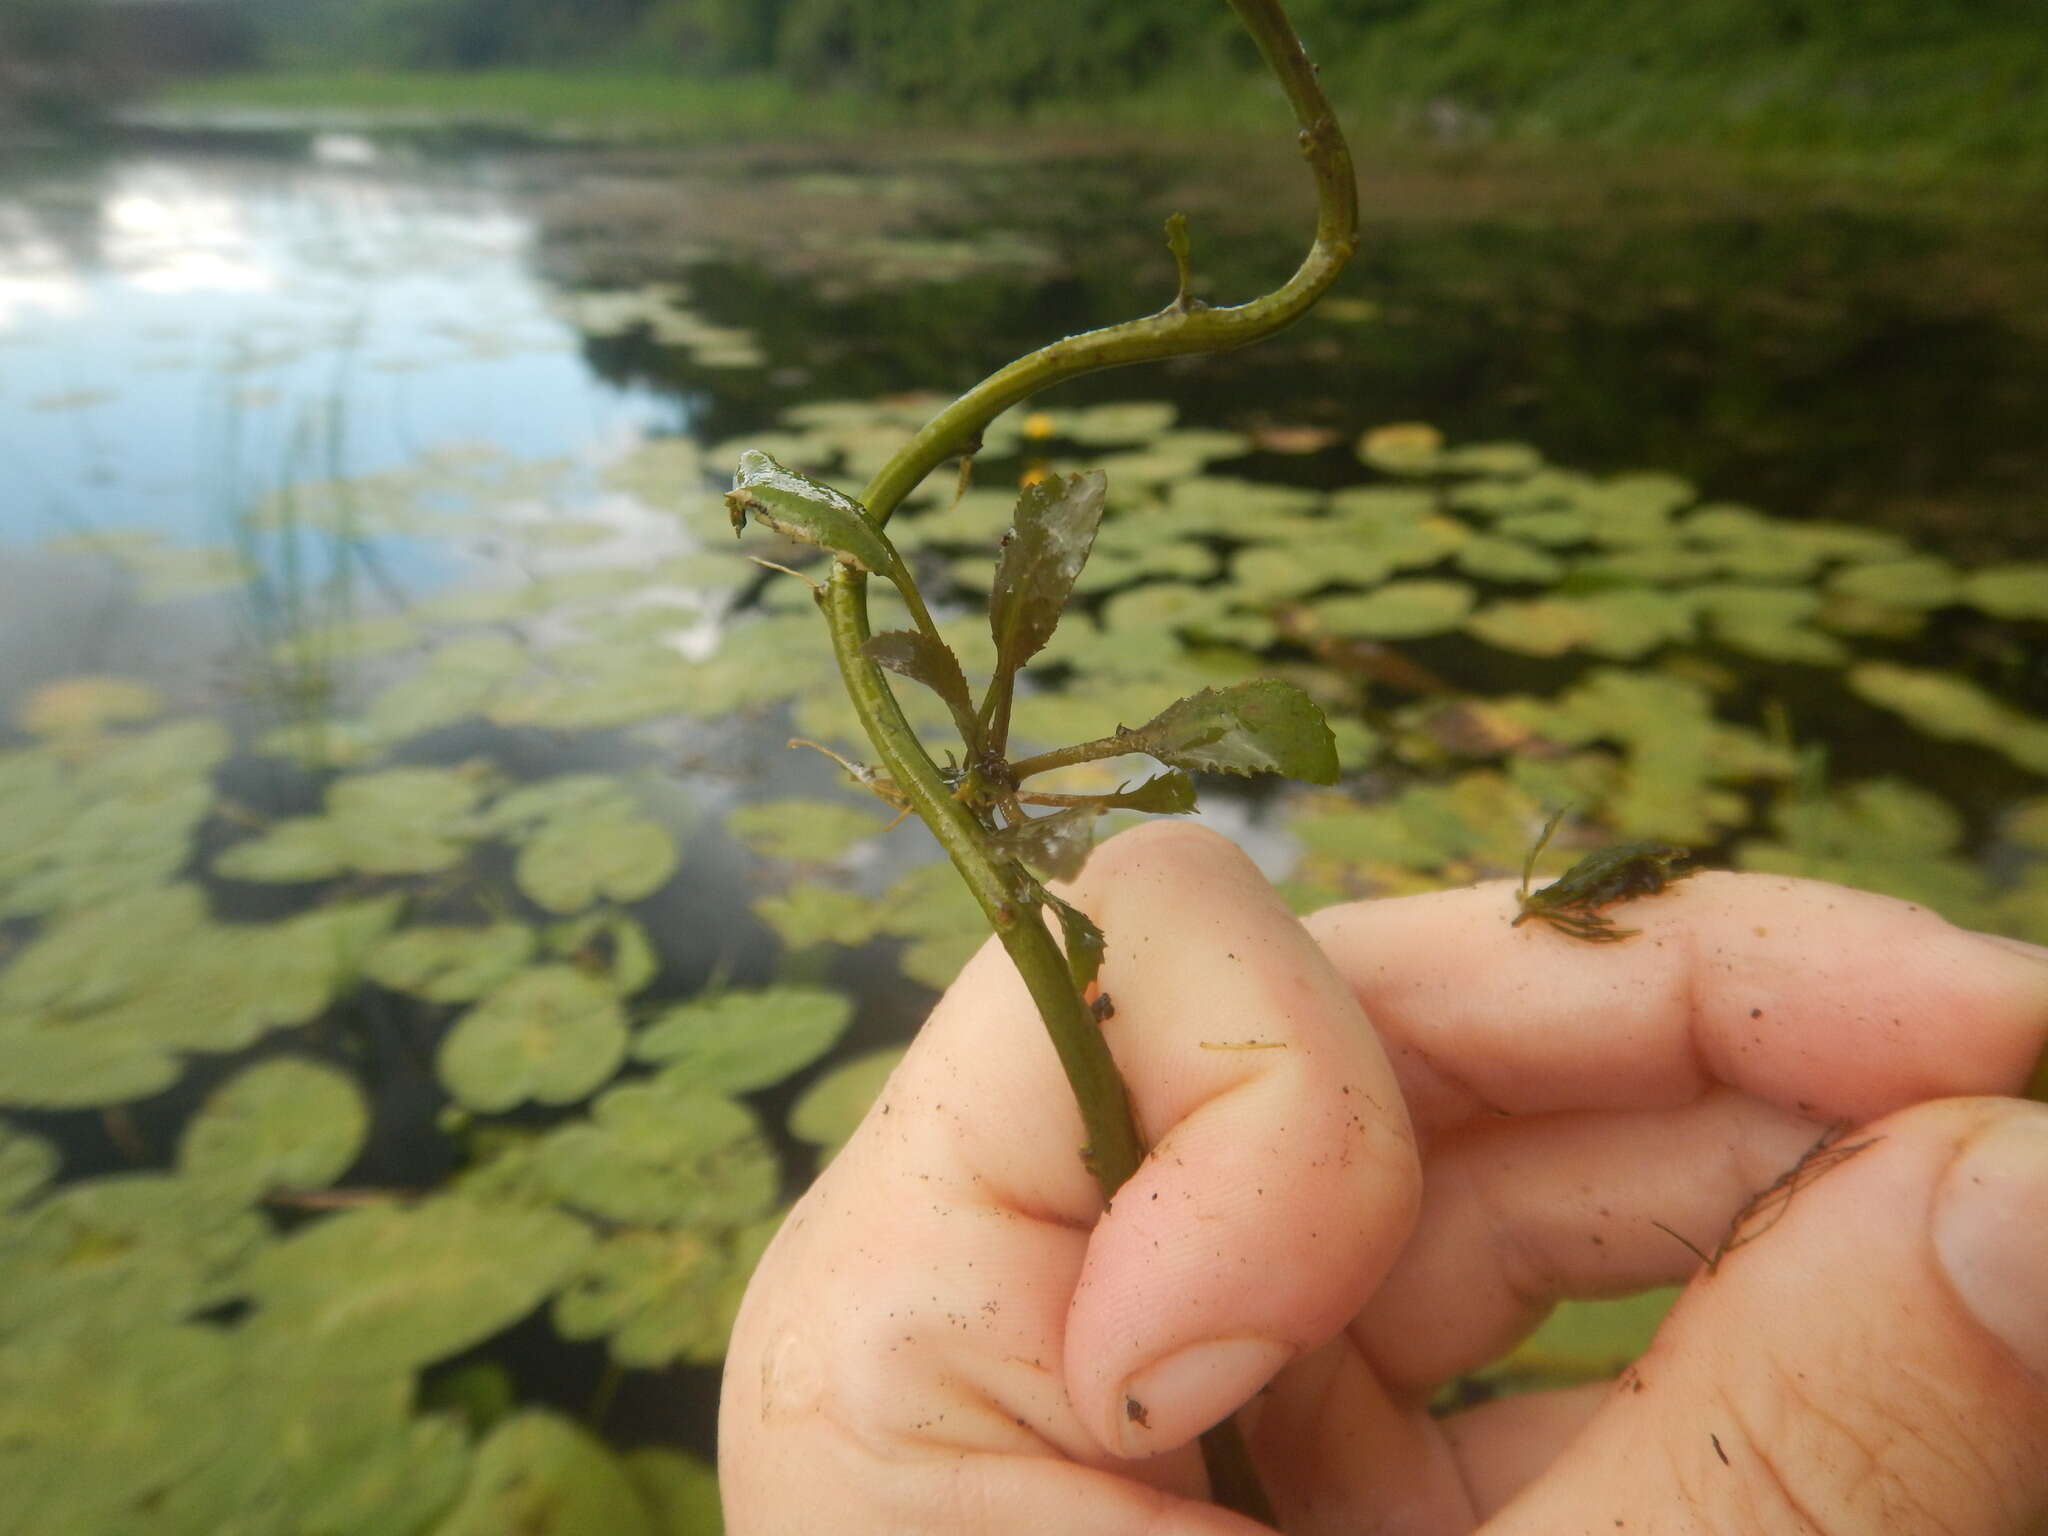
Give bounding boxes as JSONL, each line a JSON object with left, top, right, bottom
{"left": 1305, "top": 873, "right": 2048, "bottom": 1133}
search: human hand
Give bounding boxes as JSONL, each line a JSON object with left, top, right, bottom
{"left": 718, "top": 824, "right": 2048, "bottom": 1533}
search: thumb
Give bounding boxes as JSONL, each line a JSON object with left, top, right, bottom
{"left": 1491, "top": 1098, "right": 2048, "bottom": 1534}
{"left": 1053, "top": 825, "right": 1420, "bottom": 1463}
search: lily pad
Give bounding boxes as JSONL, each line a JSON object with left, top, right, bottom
{"left": 1310, "top": 579, "right": 1476, "bottom": 639}
{"left": 536, "top": 1078, "right": 777, "bottom": 1229}
{"left": 725, "top": 800, "right": 887, "bottom": 863}
{"left": 479, "top": 773, "right": 644, "bottom": 838}
{"left": 552, "top": 1228, "right": 733, "bottom": 1368}
{"left": 428, "top": 1411, "right": 655, "bottom": 1536}
{"left": 217, "top": 767, "right": 486, "bottom": 883}
{"left": 515, "top": 813, "right": 679, "bottom": 914}
{"left": 239, "top": 1200, "right": 592, "bottom": 1374}
{"left": 0, "top": 1121, "right": 57, "bottom": 1208}
{"left": 1962, "top": 564, "right": 2048, "bottom": 620}
{"left": 635, "top": 986, "right": 853, "bottom": 1093}
{"left": 622, "top": 1448, "right": 725, "bottom": 1536}
{"left": 177, "top": 1057, "right": 369, "bottom": 1202}
{"left": 436, "top": 966, "right": 630, "bottom": 1113}
{"left": 1849, "top": 664, "right": 2048, "bottom": 774}
{"left": 18, "top": 675, "right": 163, "bottom": 738}
{"left": 367, "top": 923, "right": 538, "bottom": 1004}
{"left": 752, "top": 883, "right": 882, "bottom": 950}
{"left": 788, "top": 1048, "right": 906, "bottom": 1160}
{"left": 544, "top": 910, "right": 661, "bottom": 997}
{"left": 1827, "top": 556, "right": 1961, "bottom": 610}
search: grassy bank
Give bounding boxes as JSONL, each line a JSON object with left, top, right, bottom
{"left": 153, "top": 56, "right": 2048, "bottom": 187}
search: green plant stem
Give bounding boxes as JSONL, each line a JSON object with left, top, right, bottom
{"left": 812, "top": 1, "right": 1356, "bottom": 1522}
{"left": 1007, "top": 733, "right": 1138, "bottom": 784}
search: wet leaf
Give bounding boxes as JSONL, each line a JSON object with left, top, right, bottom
{"left": 516, "top": 813, "right": 679, "bottom": 913}
{"left": 988, "top": 470, "right": 1107, "bottom": 678}
{"left": 863, "top": 628, "right": 975, "bottom": 724}
{"left": 536, "top": 1078, "right": 777, "bottom": 1229}
{"left": 177, "top": 1058, "right": 369, "bottom": 1201}
{"left": 634, "top": 986, "right": 854, "bottom": 1093}
{"left": 726, "top": 450, "right": 899, "bottom": 579}
{"left": 1122, "top": 681, "right": 1340, "bottom": 784}
{"left": 788, "top": 1049, "right": 906, "bottom": 1160}
{"left": 240, "top": 1201, "right": 592, "bottom": 1374}
{"left": 552, "top": 1229, "right": 732, "bottom": 1368}
{"left": 988, "top": 805, "right": 1102, "bottom": 880}
{"left": 430, "top": 1411, "right": 655, "bottom": 1536}
{"left": 437, "top": 966, "right": 630, "bottom": 1113}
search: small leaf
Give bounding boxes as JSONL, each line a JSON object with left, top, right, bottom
{"left": 989, "top": 805, "right": 1102, "bottom": 880}
{"left": 1123, "top": 680, "right": 1339, "bottom": 784}
{"left": 725, "top": 450, "right": 899, "bottom": 577}
{"left": 1105, "top": 770, "right": 1198, "bottom": 814}
{"left": 1050, "top": 895, "right": 1106, "bottom": 995}
{"left": 536, "top": 1079, "right": 777, "bottom": 1229}
{"left": 863, "top": 629, "right": 975, "bottom": 722}
{"left": 988, "top": 471, "right": 1107, "bottom": 676}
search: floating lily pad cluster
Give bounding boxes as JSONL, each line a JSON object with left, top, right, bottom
{"left": 3, "top": 378, "right": 2042, "bottom": 1524}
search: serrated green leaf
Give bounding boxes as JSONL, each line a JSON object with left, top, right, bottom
{"left": 437, "top": 966, "right": 630, "bottom": 1113}
{"left": 634, "top": 986, "right": 853, "bottom": 1092}
{"left": 1122, "top": 680, "right": 1339, "bottom": 784}
{"left": 726, "top": 450, "right": 899, "bottom": 578}
{"left": 989, "top": 804, "right": 1102, "bottom": 880}
{"left": 988, "top": 471, "right": 1107, "bottom": 677}
{"left": 1051, "top": 894, "right": 1106, "bottom": 995}
{"left": 240, "top": 1201, "right": 592, "bottom": 1374}
{"left": 516, "top": 813, "right": 678, "bottom": 913}
{"left": 366, "top": 922, "right": 537, "bottom": 1003}
{"left": 536, "top": 1079, "right": 776, "bottom": 1229}
{"left": 788, "top": 1048, "right": 906, "bottom": 1160}
{"left": 1106, "top": 770, "right": 1199, "bottom": 814}
{"left": 177, "top": 1057, "right": 369, "bottom": 1201}
{"left": 862, "top": 628, "right": 975, "bottom": 724}
{"left": 430, "top": 1411, "right": 656, "bottom": 1536}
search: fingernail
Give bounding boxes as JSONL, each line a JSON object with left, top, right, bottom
{"left": 1934, "top": 1109, "right": 2048, "bottom": 1380}
{"left": 1113, "top": 1336, "right": 1293, "bottom": 1459}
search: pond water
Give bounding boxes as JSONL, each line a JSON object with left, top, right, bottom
{"left": 1, "top": 128, "right": 2043, "bottom": 1527}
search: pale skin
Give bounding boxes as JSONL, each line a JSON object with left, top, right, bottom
{"left": 720, "top": 822, "right": 2048, "bottom": 1534}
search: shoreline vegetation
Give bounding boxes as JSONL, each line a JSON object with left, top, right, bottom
{"left": 144, "top": 58, "right": 2048, "bottom": 194}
